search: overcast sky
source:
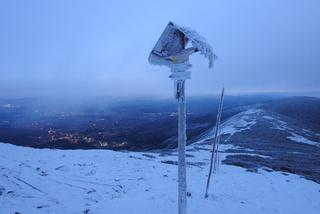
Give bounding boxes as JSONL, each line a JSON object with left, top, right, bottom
{"left": 0, "top": 0, "right": 319, "bottom": 98}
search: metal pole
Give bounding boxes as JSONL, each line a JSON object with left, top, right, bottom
{"left": 171, "top": 62, "right": 190, "bottom": 214}
{"left": 205, "top": 87, "right": 224, "bottom": 198}
{"left": 177, "top": 80, "right": 187, "bottom": 214}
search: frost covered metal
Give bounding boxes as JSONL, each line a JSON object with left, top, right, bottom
{"left": 148, "top": 21, "right": 217, "bottom": 214}
{"left": 205, "top": 87, "right": 224, "bottom": 198}
{"left": 148, "top": 21, "right": 216, "bottom": 68}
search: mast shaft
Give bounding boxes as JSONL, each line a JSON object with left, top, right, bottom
{"left": 177, "top": 80, "right": 187, "bottom": 214}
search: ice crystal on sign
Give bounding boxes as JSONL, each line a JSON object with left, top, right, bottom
{"left": 173, "top": 22, "right": 216, "bottom": 68}
{"left": 149, "top": 21, "right": 216, "bottom": 68}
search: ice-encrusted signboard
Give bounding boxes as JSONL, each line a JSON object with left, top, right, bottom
{"left": 148, "top": 21, "right": 216, "bottom": 68}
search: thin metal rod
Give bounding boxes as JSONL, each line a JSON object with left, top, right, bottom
{"left": 205, "top": 87, "right": 224, "bottom": 198}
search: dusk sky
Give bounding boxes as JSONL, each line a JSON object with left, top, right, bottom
{"left": 0, "top": 0, "right": 319, "bottom": 98}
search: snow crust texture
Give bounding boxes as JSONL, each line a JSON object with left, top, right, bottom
{"left": 1, "top": 140, "right": 320, "bottom": 214}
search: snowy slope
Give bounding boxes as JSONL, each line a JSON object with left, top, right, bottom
{"left": 1, "top": 108, "right": 320, "bottom": 214}
{"left": 208, "top": 108, "right": 320, "bottom": 183}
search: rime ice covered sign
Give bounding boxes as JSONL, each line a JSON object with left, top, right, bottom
{"left": 148, "top": 21, "right": 216, "bottom": 68}
{"left": 148, "top": 21, "right": 217, "bottom": 214}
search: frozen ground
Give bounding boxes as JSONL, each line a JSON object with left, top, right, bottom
{"left": 1, "top": 108, "right": 320, "bottom": 214}
{"left": 1, "top": 145, "right": 320, "bottom": 213}
{"left": 287, "top": 133, "right": 319, "bottom": 146}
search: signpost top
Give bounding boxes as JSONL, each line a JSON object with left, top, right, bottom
{"left": 148, "top": 21, "right": 216, "bottom": 68}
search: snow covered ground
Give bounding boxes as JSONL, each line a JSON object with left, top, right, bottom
{"left": 1, "top": 141, "right": 320, "bottom": 214}
{"left": 287, "top": 133, "right": 319, "bottom": 147}
{"left": 1, "top": 108, "right": 320, "bottom": 214}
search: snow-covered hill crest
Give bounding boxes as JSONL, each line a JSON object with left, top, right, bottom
{"left": 1, "top": 107, "right": 320, "bottom": 213}
{"left": 1, "top": 129, "right": 320, "bottom": 214}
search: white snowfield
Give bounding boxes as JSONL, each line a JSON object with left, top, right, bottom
{"left": 260, "top": 109, "right": 319, "bottom": 147}
{"left": 220, "top": 109, "right": 261, "bottom": 136}
{"left": 1, "top": 109, "right": 320, "bottom": 214}
{"left": 1, "top": 142, "right": 319, "bottom": 214}
{"left": 204, "top": 109, "right": 262, "bottom": 140}
{"left": 287, "top": 133, "right": 319, "bottom": 147}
